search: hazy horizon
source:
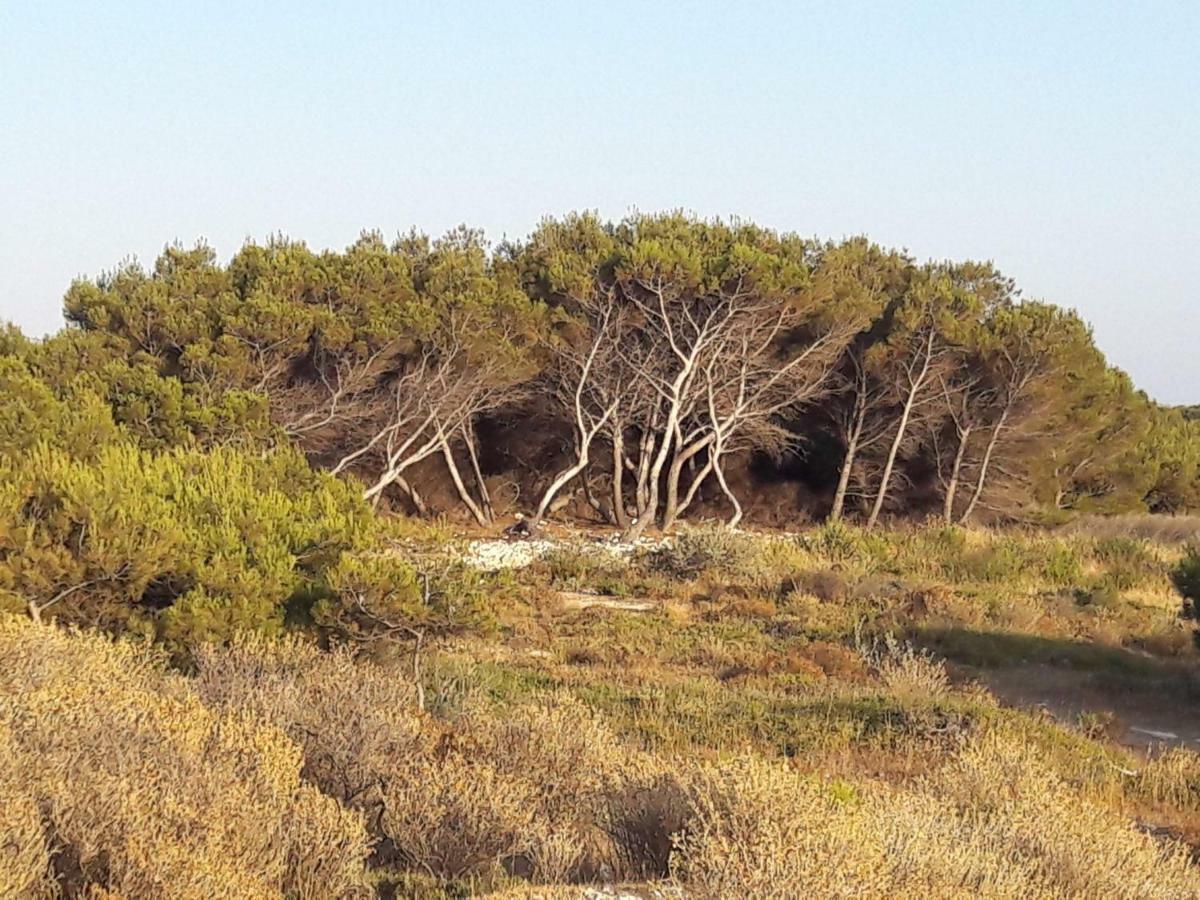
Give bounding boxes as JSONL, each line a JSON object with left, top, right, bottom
{"left": 2, "top": 1, "right": 1196, "bottom": 404}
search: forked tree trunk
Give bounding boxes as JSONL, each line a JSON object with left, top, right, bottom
{"left": 867, "top": 333, "right": 935, "bottom": 528}
{"left": 660, "top": 435, "right": 713, "bottom": 532}
{"left": 958, "top": 409, "right": 1009, "bottom": 524}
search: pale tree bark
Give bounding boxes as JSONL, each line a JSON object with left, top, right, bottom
{"left": 958, "top": 413, "right": 1007, "bottom": 524}
{"left": 461, "top": 419, "right": 494, "bottom": 524}
{"left": 943, "top": 423, "right": 972, "bottom": 523}
{"left": 620, "top": 286, "right": 731, "bottom": 539}
{"left": 609, "top": 424, "right": 630, "bottom": 529}
{"left": 530, "top": 299, "right": 620, "bottom": 527}
{"left": 440, "top": 428, "right": 490, "bottom": 527}
{"left": 828, "top": 353, "right": 892, "bottom": 523}
{"left": 867, "top": 329, "right": 939, "bottom": 528}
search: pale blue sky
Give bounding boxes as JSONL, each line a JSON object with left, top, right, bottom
{"left": 1, "top": 1, "right": 1196, "bottom": 402}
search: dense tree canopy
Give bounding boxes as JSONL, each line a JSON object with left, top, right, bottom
{"left": 2, "top": 211, "right": 1195, "bottom": 568}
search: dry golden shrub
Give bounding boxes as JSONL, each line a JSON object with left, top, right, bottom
{"left": 671, "top": 758, "right": 888, "bottom": 898}
{"left": 0, "top": 618, "right": 370, "bottom": 900}
{"left": 1137, "top": 746, "right": 1200, "bottom": 810}
{"left": 671, "top": 735, "right": 1200, "bottom": 899}
{"left": 381, "top": 752, "right": 537, "bottom": 880}
{"left": 193, "top": 634, "right": 428, "bottom": 808}
{"left": 197, "top": 637, "right": 562, "bottom": 882}
{"left": 937, "top": 734, "right": 1200, "bottom": 898}
{"left": 0, "top": 725, "right": 54, "bottom": 898}
{"left": 8, "top": 623, "right": 1199, "bottom": 897}
{"left": 459, "top": 697, "right": 630, "bottom": 882}
{"left": 861, "top": 633, "right": 950, "bottom": 701}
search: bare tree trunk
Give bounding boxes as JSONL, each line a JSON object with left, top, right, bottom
{"left": 958, "top": 410, "right": 1009, "bottom": 524}
{"left": 397, "top": 475, "right": 429, "bottom": 516}
{"left": 830, "top": 417, "right": 862, "bottom": 523}
{"left": 674, "top": 454, "right": 715, "bottom": 522}
{"left": 943, "top": 424, "right": 971, "bottom": 524}
{"left": 462, "top": 420, "right": 494, "bottom": 524}
{"left": 711, "top": 450, "right": 743, "bottom": 528}
{"left": 625, "top": 431, "right": 672, "bottom": 540}
{"left": 866, "top": 334, "right": 935, "bottom": 528}
{"left": 610, "top": 427, "right": 629, "bottom": 529}
{"left": 626, "top": 382, "right": 694, "bottom": 539}
{"left": 531, "top": 442, "right": 597, "bottom": 527}
{"left": 441, "top": 433, "right": 490, "bottom": 527}
{"left": 633, "top": 429, "right": 656, "bottom": 515}
{"left": 661, "top": 435, "right": 712, "bottom": 532}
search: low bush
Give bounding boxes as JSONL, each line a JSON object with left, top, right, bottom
{"left": 646, "top": 524, "right": 756, "bottom": 579}
{"left": 0, "top": 443, "right": 374, "bottom": 647}
{"left": 0, "top": 618, "right": 370, "bottom": 899}
{"left": 1172, "top": 546, "right": 1200, "bottom": 647}
{"left": 671, "top": 734, "right": 1200, "bottom": 898}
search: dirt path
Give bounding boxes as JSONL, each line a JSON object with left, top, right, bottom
{"left": 967, "top": 663, "right": 1200, "bottom": 751}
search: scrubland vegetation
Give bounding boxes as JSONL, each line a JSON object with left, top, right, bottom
{"left": 2, "top": 212, "right": 1200, "bottom": 897}
{"left": 5, "top": 523, "right": 1200, "bottom": 897}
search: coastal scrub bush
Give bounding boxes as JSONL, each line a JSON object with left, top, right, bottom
{"left": 1172, "top": 545, "right": 1200, "bottom": 647}
{"left": 0, "top": 442, "right": 373, "bottom": 646}
{"left": 0, "top": 617, "right": 370, "bottom": 898}
{"left": 646, "top": 523, "right": 756, "bottom": 579}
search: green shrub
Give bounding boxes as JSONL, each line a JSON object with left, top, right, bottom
{"left": 1093, "top": 537, "right": 1158, "bottom": 591}
{"left": 800, "top": 522, "right": 861, "bottom": 563}
{"left": 541, "top": 546, "right": 633, "bottom": 595}
{"left": 0, "top": 443, "right": 373, "bottom": 646}
{"left": 315, "top": 552, "right": 492, "bottom": 648}
{"left": 0, "top": 355, "right": 123, "bottom": 460}
{"left": 954, "top": 542, "right": 1027, "bottom": 583}
{"left": 647, "top": 524, "right": 756, "bottom": 580}
{"left": 1172, "top": 546, "right": 1200, "bottom": 647}
{"left": 1040, "top": 543, "right": 1084, "bottom": 586}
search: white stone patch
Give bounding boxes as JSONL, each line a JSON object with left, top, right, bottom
{"left": 462, "top": 534, "right": 668, "bottom": 572}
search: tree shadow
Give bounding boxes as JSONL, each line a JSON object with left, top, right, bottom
{"left": 915, "top": 626, "right": 1192, "bottom": 680}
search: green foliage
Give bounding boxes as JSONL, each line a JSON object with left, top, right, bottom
{"left": 647, "top": 524, "right": 758, "bottom": 580}
{"left": 1172, "top": 547, "right": 1200, "bottom": 647}
{"left": 2, "top": 210, "right": 1195, "bottom": 537}
{"left": 0, "top": 355, "right": 123, "bottom": 459}
{"left": 0, "top": 443, "right": 373, "bottom": 646}
{"left": 315, "top": 552, "right": 492, "bottom": 645}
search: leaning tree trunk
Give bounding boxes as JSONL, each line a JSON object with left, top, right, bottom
{"left": 711, "top": 448, "right": 743, "bottom": 529}
{"left": 530, "top": 433, "right": 600, "bottom": 529}
{"left": 393, "top": 475, "right": 428, "bottom": 516}
{"left": 829, "top": 417, "right": 863, "bottom": 523}
{"left": 867, "top": 337, "right": 934, "bottom": 528}
{"left": 958, "top": 410, "right": 1009, "bottom": 525}
{"left": 462, "top": 420, "right": 494, "bottom": 524}
{"left": 440, "top": 433, "right": 490, "bottom": 527}
{"left": 943, "top": 424, "right": 972, "bottom": 524}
